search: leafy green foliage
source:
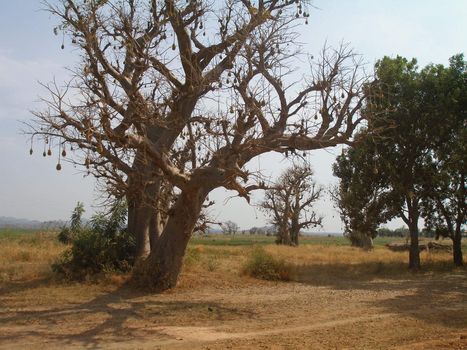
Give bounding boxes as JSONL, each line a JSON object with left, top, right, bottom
{"left": 332, "top": 132, "right": 400, "bottom": 249}
{"left": 419, "top": 54, "right": 466, "bottom": 265}
{"left": 57, "top": 228, "right": 72, "bottom": 244}
{"left": 332, "top": 55, "right": 436, "bottom": 253}
{"left": 333, "top": 54, "right": 466, "bottom": 266}
{"left": 70, "top": 202, "right": 85, "bottom": 232}
{"left": 53, "top": 200, "right": 135, "bottom": 279}
{"left": 57, "top": 202, "right": 85, "bottom": 244}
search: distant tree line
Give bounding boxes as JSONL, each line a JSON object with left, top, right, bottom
{"left": 377, "top": 227, "right": 441, "bottom": 238}
{"left": 247, "top": 226, "right": 278, "bottom": 236}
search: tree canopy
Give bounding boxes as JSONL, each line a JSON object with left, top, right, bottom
{"left": 332, "top": 131, "right": 399, "bottom": 250}
{"left": 29, "top": 0, "right": 368, "bottom": 290}
{"left": 420, "top": 54, "right": 466, "bottom": 266}
{"left": 333, "top": 54, "right": 466, "bottom": 267}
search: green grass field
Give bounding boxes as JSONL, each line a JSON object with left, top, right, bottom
{"left": 0, "top": 228, "right": 40, "bottom": 238}
{"left": 189, "top": 233, "right": 402, "bottom": 247}
{"left": 1, "top": 228, "right": 459, "bottom": 249}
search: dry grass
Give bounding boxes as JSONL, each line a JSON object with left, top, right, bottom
{"left": 180, "top": 243, "right": 460, "bottom": 286}
{"left": 259, "top": 244, "right": 460, "bottom": 286}
{"left": 267, "top": 244, "right": 455, "bottom": 269}
{"left": 264, "top": 242, "right": 453, "bottom": 265}
{"left": 241, "top": 246, "right": 292, "bottom": 281}
{"left": 0, "top": 232, "right": 65, "bottom": 282}
{"left": 0, "top": 231, "right": 460, "bottom": 286}
{"left": 0, "top": 232, "right": 465, "bottom": 349}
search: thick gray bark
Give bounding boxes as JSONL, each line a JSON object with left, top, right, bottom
{"left": 132, "top": 186, "right": 209, "bottom": 291}
{"left": 127, "top": 200, "right": 152, "bottom": 258}
{"left": 360, "top": 235, "right": 374, "bottom": 251}
{"left": 290, "top": 219, "right": 300, "bottom": 246}
{"left": 402, "top": 197, "right": 421, "bottom": 270}
{"left": 276, "top": 225, "right": 291, "bottom": 245}
{"left": 349, "top": 231, "right": 374, "bottom": 250}
{"left": 127, "top": 162, "right": 167, "bottom": 259}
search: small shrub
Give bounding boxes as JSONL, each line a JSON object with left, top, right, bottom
{"left": 52, "top": 200, "right": 135, "bottom": 280}
{"left": 57, "top": 202, "right": 86, "bottom": 244}
{"left": 53, "top": 229, "right": 135, "bottom": 280}
{"left": 184, "top": 246, "right": 202, "bottom": 267}
{"left": 242, "top": 246, "right": 292, "bottom": 281}
{"left": 57, "top": 227, "right": 73, "bottom": 244}
{"left": 205, "top": 255, "right": 218, "bottom": 272}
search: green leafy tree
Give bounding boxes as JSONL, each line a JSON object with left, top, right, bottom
{"left": 334, "top": 54, "right": 466, "bottom": 268}
{"left": 332, "top": 132, "right": 399, "bottom": 250}
{"left": 366, "top": 56, "right": 440, "bottom": 269}
{"left": 420, "top": 54, "right": 466, "bottom": 266}
{"left": 376, "top": 227, "right": 392, "bottom": 237}
{"left": 70, "top": 201, "right": 85, "bottom": 232}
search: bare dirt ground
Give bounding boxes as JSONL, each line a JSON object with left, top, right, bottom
{"left": 1, "top": 268, "right": 466, "bottom": 349}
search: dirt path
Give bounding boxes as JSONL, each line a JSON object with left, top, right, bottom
{"left": 1, "top": 272, "right": 466, "bottom": 349}
{"left": 155, "top": 313, "right": 396, "bottom": 341}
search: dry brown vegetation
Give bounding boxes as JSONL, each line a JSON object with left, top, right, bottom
{"left": 1, "top": 232, "right": 466, "bottom": 349}
{"left": 0, "top": 232, "right": 65, "bottom": 282}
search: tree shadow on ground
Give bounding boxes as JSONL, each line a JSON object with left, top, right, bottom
{"left": 293, "top": 261, "right": 467, "bottom": 329}
{"left": 1, "top": 261, "right": 465, "bottom": 348}
{"left": 0, "top": 278, "right": 52, "bottom": 297}
{"left": 0, "top": 282, "right": 256, "bottom": 349}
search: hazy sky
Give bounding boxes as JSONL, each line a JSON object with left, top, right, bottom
{"left": 0, "top": 0, "right": 466, "bottom": 231}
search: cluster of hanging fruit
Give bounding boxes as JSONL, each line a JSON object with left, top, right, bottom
{"left": 192, "top": 9, "right": 206, "bottom": 37}
{"left": 30, "top": 136, "right": 93, "bottom": 174}
{"left": 294, "top": 1, "right": 310, "bottom": 24}
{"left": 225, "top": 70, "right": 238, "bottom": 86}
{"left": 213, "top": 66, "right": 235, "bottom": 90}
{"left": 29, "top": 136, "right": 70, "bottom": 172}
{"left": 272, "top": 0, "right": 310, "bottom": 24}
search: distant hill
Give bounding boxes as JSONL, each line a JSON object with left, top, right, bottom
{"left": 0, "top": 216, "right": 65, "bottom": 229}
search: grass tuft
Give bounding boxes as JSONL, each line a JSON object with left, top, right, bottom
{"left": 242, "top": 246, "right": 292, "bottom": 281}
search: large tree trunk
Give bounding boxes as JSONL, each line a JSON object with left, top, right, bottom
{"left": 408, "top": 221, "right": 420, "bottom": 270}
{"left": 403, "top": 197, "right": 421, "bottom": 270}
{"left": 349, "top": 231, "right": 373, "bottom": 250}
{"left": 132, "top": 186, "right": 209, "bottom": 291}
{"left": 149, "top": 210, "right": 165, "bottom": 251}
{"left": 290, "top": 220, "right": 300, "bottom": 246}
{"left": 290, "top": 229, "right": 299, "bottom": 246}
{"left": 360, "top": 235, "right": 374, "bottom": 251}
{"left": 127, "top": 199, "right": 151, "bottom": 258}
{"left": 452, "top": 229, "right": 464, "bottom": 267}
{"left": 128, "top": 198, "right": 167, "bottom": 259}
{"left": 127, "top": 180, "right": 164, "bottom": 259}
{"left": 126, "top": 125, "right": 172, "bottom": 259}
{"left": 276, "top": 224, "right": 291, "bottom": 245}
